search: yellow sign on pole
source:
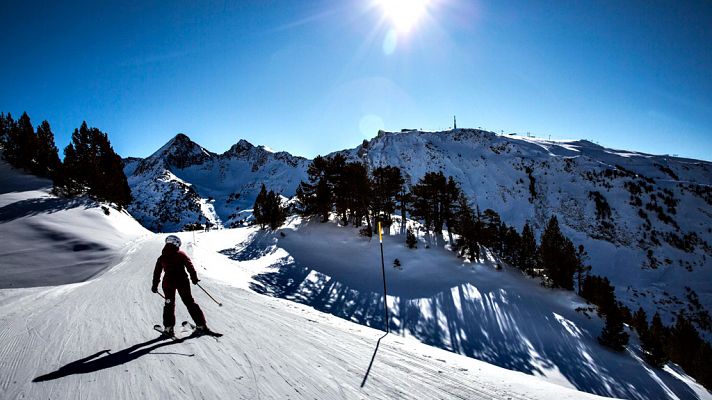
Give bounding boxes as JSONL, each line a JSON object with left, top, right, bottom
{"left": 378, "top": 221, "right": 383, "bottom": 243}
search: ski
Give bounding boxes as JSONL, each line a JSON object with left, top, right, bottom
{"left": 181, "top": 320, "right": 223, "bottom": 337}
{"left": 153, "top": 324, "right": 183, "bottom": 341}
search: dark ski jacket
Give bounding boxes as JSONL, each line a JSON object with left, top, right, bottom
{"left": 152, "top": 244, "right": 198, "bottom": 288}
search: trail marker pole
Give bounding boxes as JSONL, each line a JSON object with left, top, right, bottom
{"left": 378, "top": 221, "right": 390, "bottom": 333}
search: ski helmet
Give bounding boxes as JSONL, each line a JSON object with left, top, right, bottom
{"left": 165, "top": 235, "right": 181, "bottom": 248}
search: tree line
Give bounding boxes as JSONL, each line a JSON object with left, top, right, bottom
{"left": 0, "top": 112, "right": 131, "bottom": 209}
{"left": 582, "top": 275, "right": 712, "bottom": 388}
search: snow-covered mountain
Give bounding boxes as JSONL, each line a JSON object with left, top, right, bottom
{"left": 337, "top": 129, "right": 712, "bottom": 330}
{"left": 124, "top": 133, "right": 310, "bottom": 231}
{"left": 125, "top": 129, "right": 712, "bottom": 330}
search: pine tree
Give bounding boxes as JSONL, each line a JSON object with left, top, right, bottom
{"left": 480, "top": 209, "right": 506, "bottom": 254}
{"left": 443, "top": 176, "right": 462, "bottom": 245}
{"left": 34, "top": 120, "right": 61, "bottom": 178}
{"left": 371, "top": 166, "right": 404, "bottom": 231}
{"left": 538, "top": 216, "right": 577, "bottom": 290}
{"left": 406, "top": 227, "right": 417, "bottom": 249}
{"left": 518, "top": 222, "right": 538, "bottom": 275}
{"left": 452, "top": 194, "right": 481, "bottom": 261}
{"left": 267, "top": 190, "right": 286, "bottom": 230}
{"left": 253, "top": 185, "right": 286, "bottom": 230}
{"left": 59, "top": 143, "right": 82, "bottom": 195}
{"left": 668, "top": 312, "right": 699, "bottom": 370}
{"left": 575, "top": 245, "right": 592, "bottom": 294}
{"left": 4, "top": 112, "right": 37, "bottom": 170}
{"left": 694, "top": 341, "right": 712, "bottom": 390}
{"left": 598, "top": 303, "right": 629, "bottom": 351}
{"left": 59, "top": 122, "right": 131, "bottom": 208}
{"left": 580, "top": 275, "right": 616, "bottom": 314}
{"left": 641, "top": 312, "right": 668, "bottom": 368}
{"left": 329, "top": 154, "right": 349, "bottom": 224}
{"left": 96, "top": 134, "right": 131, "bottom": 209}
{"left": 396, "top": 187, "right": 411, "bottom": 234}
{"left": 296, "top": 155, "right": 333, "bottom": 222}
{"left": 254, "top": 184, "right": 269, "bottom": 228}
{"left": 340, "top": 161, "right": 371, "bottom": 228}
{"left": 411, "top": 171, "right": 448, "bottom": 245}
{"left": 0, "top": 112, "right": 13, "bottom": 149}
{"left": 500, "top": 226, "right": 521, "bottom": 265}
{"left": 631, "top": 307, "right": 648, "bottom": 335}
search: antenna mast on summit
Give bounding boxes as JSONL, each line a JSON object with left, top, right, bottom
{"left": 453, "top": 115, "right": 457, "bottom": 130}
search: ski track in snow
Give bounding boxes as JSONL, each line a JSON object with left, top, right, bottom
{"left": 0, "top": 235, "right": 616, "bottom": 400}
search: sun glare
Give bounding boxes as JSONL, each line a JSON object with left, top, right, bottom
{"left": 377, "top": 0, "right": 430, "bottom": 33}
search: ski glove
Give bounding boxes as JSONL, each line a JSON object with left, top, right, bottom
{"left": 192, "top": 278, "right": 200, "bottom": 285}
{"left": 151, "top": 286, "right": 158, "bottom": 293}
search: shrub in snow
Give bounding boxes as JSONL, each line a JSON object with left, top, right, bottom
{"left": 393, "top": 258, "right": 402, "bottom": 269}
{"left": 406, "top": 228, "right": 417, "bottom": 249}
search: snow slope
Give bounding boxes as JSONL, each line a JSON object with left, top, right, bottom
{"left": 2, "top": 233, "right": 620, "bottom": 400}
{"left": 209, "top": 218, "right": 711, "bottom": 400}
{"left": 0, "top": 159, "right": 149, "bottom": 288}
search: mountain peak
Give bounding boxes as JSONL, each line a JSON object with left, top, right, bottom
{"left": 223, "top": 139, "right": 256, "bottom": 157}
{"left": 142, "top": 133, "right": 213, "bottom": 170}
{"left": 172, "top": 132, "right": 192, "bottom": 143}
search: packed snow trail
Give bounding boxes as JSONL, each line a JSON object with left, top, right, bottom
{"left": 0, "top": 235, "right": 610, "bottom": 400}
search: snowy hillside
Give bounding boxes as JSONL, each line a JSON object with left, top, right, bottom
{"left": 124, "top": 133, "right": 309, "bottom": 231}
{"left": 0, "top": 222, "right": 617, "bottom": 398}
{"left": 209, "top": 218, "right": 710, "bottom": 400}
{"left": 124, "top": 129, "right": 712, "bottom": 330}
{"left": 0, "top": 158, "right": 149, "bottom": 288}
{"left": 334, "top": 129, "right": 712, "bottom": 330}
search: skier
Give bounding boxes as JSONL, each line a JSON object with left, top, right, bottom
{"left": 152, "top": 235, "right": 209, "bottom": 336}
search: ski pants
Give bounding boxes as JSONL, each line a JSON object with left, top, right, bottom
{"left": 162, "top": 279, "right": 206, "bottom": 328}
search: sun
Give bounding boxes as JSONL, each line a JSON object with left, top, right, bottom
{"left": 376, "top": 0, "right": 430, "bottom": 33}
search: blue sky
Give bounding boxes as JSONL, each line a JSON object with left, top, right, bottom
{"left": 1, "top": 0, "right": 711, "bottom": 160}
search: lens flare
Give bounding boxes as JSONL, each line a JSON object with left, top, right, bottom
{"left": 382, "top": 28, "right": 398, "bottom": 54}
{"left": 359, "top": 114, "right": 385, "bottom": 138}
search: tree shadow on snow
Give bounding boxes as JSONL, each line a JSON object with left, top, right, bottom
{"left": 32, "top": 336, "right": 195, "bottom": 382}
{"left": 249, "top": 257, "right": 702, "bottom": 400}
{"left": 220, "top": 230, "right": 278, "bottom": 261}
{"left": 0, "top": 197, "right": 96, "bottom": 223}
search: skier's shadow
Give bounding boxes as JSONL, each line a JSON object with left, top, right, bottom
{"left": 33, "top": 335, "right": 195, "bottom": 382}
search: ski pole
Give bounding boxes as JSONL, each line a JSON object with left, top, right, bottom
{"left": 156, "top": 291, "right": 165, "bottom": 299}
{"left": 197, "top": 283, "right": 223, "bottom": 307}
